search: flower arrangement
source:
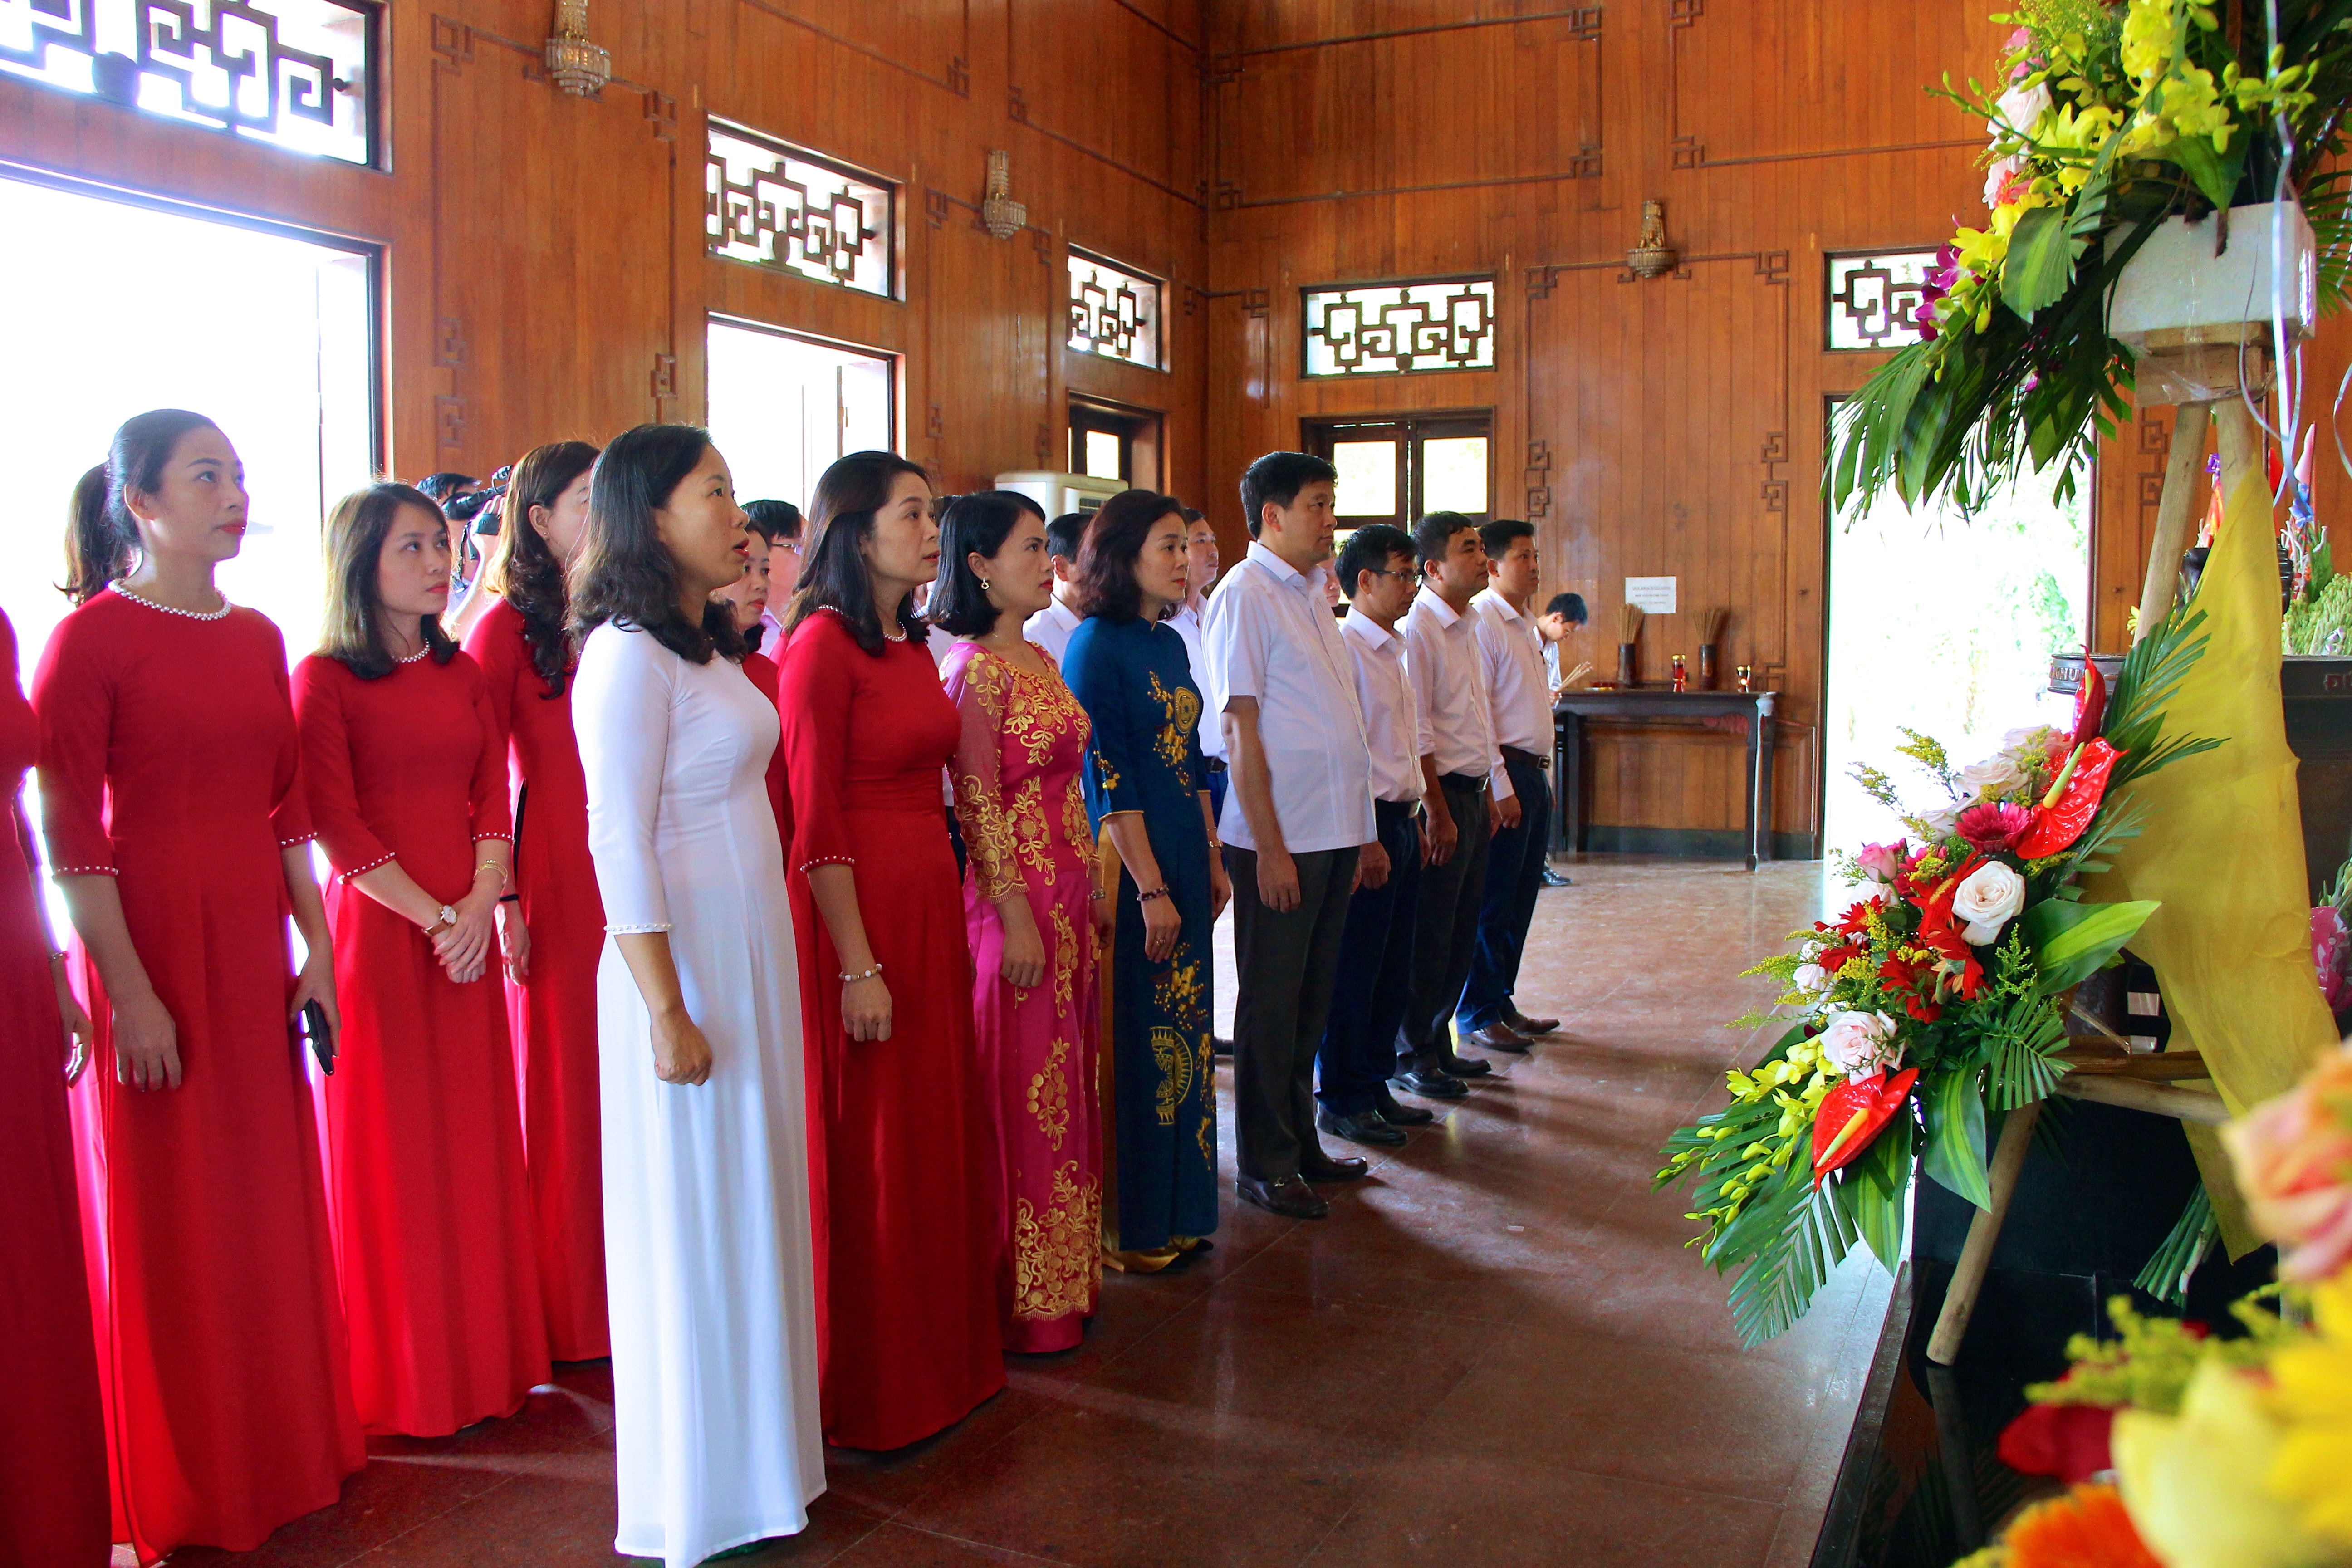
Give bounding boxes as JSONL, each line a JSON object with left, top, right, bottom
{"left": 1656, "top": 605, "right": 2218, "bottom": 1346}
{"left": 1826, "top": 0, "right": 2352, "bottom": 520}
{"left": 1957, "top": 1038, "right": 2352, "bottom": 1568}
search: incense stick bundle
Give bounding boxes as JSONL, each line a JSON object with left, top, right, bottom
{"left": 1617, "top": 601, "right": 1645, "bottom": 643}
{"left": 1616, "top": 602, "right": 1643, "bottom": 686}
{"left": 1695, "top": 606, "right": 1727, "bottom": 689}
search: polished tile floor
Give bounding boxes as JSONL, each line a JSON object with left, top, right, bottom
{"left": 159, "top": 855, "right": 1888, "bottom": 1568}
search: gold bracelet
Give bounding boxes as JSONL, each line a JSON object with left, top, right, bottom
{"left": 474, "top": 862, "right": 505, "bottom": 880}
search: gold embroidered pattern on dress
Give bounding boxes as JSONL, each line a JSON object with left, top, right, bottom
{"left": 1150, "top": 1026, "right": 1191, "bottom": 1126}
{"left": 1029, "top": 1035, "right": 1071, "bottom": 1151}
{"left": 1012, "top": 1161, "right": 1101, "bottom": 1322}
{"left": 993, "top": 649, "right": 1089, "bottom": 769}
{"left": 953, "top": 769, "right": 1024, "bottom": 902}
{"left": 1050, "top": 905, "right": 1078, "bottom": 1020}
{"left": 1062, "top": 776, "right": 1093, "bottom": 849}
{"left": 1197, "top": 1108, "right": 1215, "bottom": 1167}
{"left": 1153, "top": 942, "right": 1207, "bottom": 1042}
{"left": 1007, "top": 775, "right": 1055, "bottom": 876}
{"left": 1145, "top": 670, "right": 1200, "bottom": 774}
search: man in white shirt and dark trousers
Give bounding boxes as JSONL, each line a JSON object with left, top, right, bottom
{"left": 1021, "top": 510, "right": 1088, "bottom": 663}
{"left": 1394, "top": 512, "right": 1518, "bottom": 1098}
{"left": 1314, "top": 524, "right": 1438, "bottom": 1147}
{"left": 1458, "top": 519, "right": 1566, "bottom": 1049}
{"left": 1205, "top": 453, "right": 1383, "bottom": 1219}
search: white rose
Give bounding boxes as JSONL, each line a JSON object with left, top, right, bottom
{"left": 1916, "top": 803, "right": 1964, "bottom": 840}
{"left": 1793, "top": 963, "right": 1828, "bottom": 994}
{"left": 1960, "top": 753, "right": 2027, "bottom": 801}
{"left": 1994, "top": 80, "right": 2052, "bottom": 139}
{"left": 1953, "top": 861, "right": 2026, "bottom": 945}
{"left": 1818, "top": 1009, "right": 1900, "bottom": 1078}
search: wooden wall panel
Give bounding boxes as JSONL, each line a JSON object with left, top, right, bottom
{"left": 1205, "top": 0, "right": 2015, "bottom": 853}
{"left": 1211, "top": 11, "right": 1601, "bottom": 210}
{"left": 426, "top": 20, "right": 684, "bottom": 466}
{"left": 1664, "top": 1, "right": 1980, "bottom": 171}
{"left": 1, "top": 0, "right": 1209, "bottom": 516}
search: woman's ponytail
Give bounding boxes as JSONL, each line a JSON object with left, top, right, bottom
{"left": 62, "top": 464, "right": 124, "bottom": 606}
{"left": 61, "top": 410, "right": 222, "bottom": 605}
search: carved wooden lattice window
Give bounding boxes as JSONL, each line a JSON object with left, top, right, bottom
{"left": 1302, "top": 277, "right": 1497, "bottom": 377}
{"left": 706, "top": 118, "right": 895, "bottom": 299}
{"left": 1067, "top": 248, "right": 1161, "bottom": 370}
{"left": 0, "top": 0, "right": 377, "bottom": 165}
{"left": 1826, "top": 250, "right": 1940, "bottom": 351}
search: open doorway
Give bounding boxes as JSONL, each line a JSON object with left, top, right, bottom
{"left": 705, "top": 315, "right": 894, "bottom": 510}
{"left": 1823, "top": 406, "right": 2090, "bottom": 855}
{"left": 0, "top": 170, "right": 378, "bottom": 667}
{"left": 1070, "top": 395, "right": 1162, "bottom": 492}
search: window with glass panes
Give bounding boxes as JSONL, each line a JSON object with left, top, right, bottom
{"left": 1303, "top": 413, "right": 1491, "bottom": 529}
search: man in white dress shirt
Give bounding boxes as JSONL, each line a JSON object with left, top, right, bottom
{"left": 1313, "top": 524, "right": 1440, "bottom": 1148}
{"left": 1393, "top": 512, "right": 1519, "bottom": 1098}
{"left": 1163, "top": 506, "right": 1228, "bottom": 819}
{"left": 1458, "top": 520, "right": 1566, "bottom": 1050}
{"left": 1021, "top": 510, "right": 1087, "bottom": 663}
{"left": 1203, "top": 452, "right": 1382, "bottom": 1219}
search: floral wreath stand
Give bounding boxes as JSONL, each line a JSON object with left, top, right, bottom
{"left": 1926, "top": 332, "right": 2278, "bottom": 1366}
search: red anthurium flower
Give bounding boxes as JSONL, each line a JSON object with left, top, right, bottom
{"left": 2069, "top": 651, "right": 2108, "bottom": 753}
{"left": 1811, "top": 1068, "right": 1920, "bottom": 1184}
{"left": 2014, "top": 738, "right": 2121, "bottom": 859}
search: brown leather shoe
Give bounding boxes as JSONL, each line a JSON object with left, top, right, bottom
{"left": 1506, "top": 1008, "right": 1561, "bottom": 1036}
{"left": 1236, "top": 1174, "right": 1328, "bottom": 1219}
{"left": 1299, "top": 1147, "right": 1371, "bottom": 1181}
{"left": 1459, "top": 1022, "right": 1532, "bottom": 1054}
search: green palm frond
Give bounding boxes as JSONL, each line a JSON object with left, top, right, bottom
{"left": 1720, "top": 1155, "right": 1864, "bottom": 1348}
{"left": 2102, "top": 603, "right": 2222, "bottom": 792}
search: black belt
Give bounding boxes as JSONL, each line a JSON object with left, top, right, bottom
{"left": 1439, "top": 771, "right": 1489, "bottom": 792}
{"left": 1500, "top": 745, "right": 1550, "bottom": 770}
{"left": 1373, "top": 796, "right": 1419, "bottom": 819}
{"left": 1204, "top": 757, "right": 1228, "bottom": 773}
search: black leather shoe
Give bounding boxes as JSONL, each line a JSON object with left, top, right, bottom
{"left": 1298, "top": 1146, "right": 1371, "bottom": 1181}
{"left": 1318, "top": 1107, "right": 1407, "bottom": 1147}
{"left": 1236, "top": 1173, "right": 1328, "bottom": 1219}
{"left": 1390, "top": 1068, "right": 1469, "bottom": 1099}
{"left": 1507, "top": 1008, "right": 1562, "bottom": 1035}
{"left": 1458, "top": 1023, "right": 1529, "bottom": 1054}
{"left": 1212, "top": 1035, "right": 1234, "bottom": 1057}
{"left": 1540, "top": 867, "right": 1572, "bottom": 888}
{"left": 1438, "top": 1049, "right": 1496, "bottom": 1074}
{"left": 1372, "top": 1089, "right": 1436, "bottom": 1126}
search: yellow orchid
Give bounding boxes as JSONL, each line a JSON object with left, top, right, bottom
{"left": 2268, "top": 1274, "right": 2352, "bottom": 1548}
{"left": 2111, "top": 1358, "right": 2340, "bottom": 1568}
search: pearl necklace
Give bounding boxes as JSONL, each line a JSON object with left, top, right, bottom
{"left": 396, "top": 647, "right": 431, "bottom": 664}
{"left": 114, "top": 583, "right": 230, "bottom": 621}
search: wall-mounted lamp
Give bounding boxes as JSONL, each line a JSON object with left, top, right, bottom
{"left": 981, "top": 151, "right": 1027, "bottom": 240}
{"left": 545, "top": 0, "right": 611, "bottom": 97}
{"left": 1627, "top": 200, "right": 1677, "bottom": 279}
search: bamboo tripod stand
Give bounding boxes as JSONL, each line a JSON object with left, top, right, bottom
{"left": 1923, "top": 368, "right": 2265, "bottom": 1365}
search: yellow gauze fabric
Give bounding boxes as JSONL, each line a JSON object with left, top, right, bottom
{"left": 2085, "top": 469, "right": 2335, "bottom": 1255}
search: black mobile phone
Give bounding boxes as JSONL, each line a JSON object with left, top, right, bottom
{"left": 297, "top": 998, "right": 336, "bottom": 1076}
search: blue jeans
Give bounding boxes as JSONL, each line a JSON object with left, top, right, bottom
{"left": 1315, "top": 802, "right": 1422, "bottom": 1116}
{"left": 1458, "top": 755, "right": 1552, "bottom": 1033}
